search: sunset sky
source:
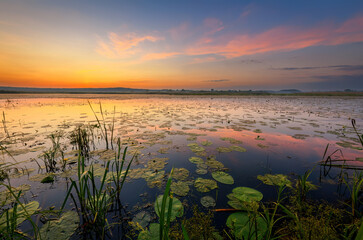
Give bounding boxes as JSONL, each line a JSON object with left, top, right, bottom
{"left": 0, "top": 0, "right": 363, "bottom": 91}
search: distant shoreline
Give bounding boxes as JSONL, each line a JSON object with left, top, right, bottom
{"left": 0, "top": 91, "right": 363, "bottom": 97}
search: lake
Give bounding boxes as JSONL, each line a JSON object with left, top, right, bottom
{"left": 0, "top": 94, "right": 362, "bottom": 239}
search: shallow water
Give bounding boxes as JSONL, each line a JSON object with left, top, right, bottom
{"left": 0, "top": 94, "right": 362, "bottom": 237}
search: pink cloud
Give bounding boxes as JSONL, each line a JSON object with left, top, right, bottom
{"left": 186, "top": 15, "right": 363, "bottom": 58}
{"left": 96, "top": 32, "right": 163, "bottom": 58}
{"left": 203, "top": 18, "right": 224, "bottom": 35}
{"left": 141, "top": 52, "right": 180, "bottom": 61}
{"left": 169, "top": 22, "right": 190, "bottom": 41}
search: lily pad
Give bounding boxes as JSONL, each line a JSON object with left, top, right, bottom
{"left": 205, "top": 160, "right": 224, "bottom": 169}
{"left": 172, "top": 168, "right": 189, "bottom": 181}
{"left": 226, "top": 212, "right": 267, "bottom": 240}
{"left": 187, "top": 143, "right": 205, "bottom": 153}
{"left": 189, "top": 156, "right": 204, "bottom": 164}
{"left": 154, "top": 195, "right": 184, "bottom": 222}
{"left": 231, "top": 187, "right": 263, "bottom": 202}
{"left": 220, "top": 137, "right": 242, "bottom": 144}
{"left": 257, "top": 174, "right": 291, "bottom": 187}
{"left": 229, "top": 146, "right": 246, "bottom": 152}
{"left": 216, "top": 147, "right": 232, "bottom": 153}
{"left": 171, "top": 181, "right": 190, "bottom": 196}
{"left": 212, "top": 171, "right": 234, "bottom": 184}
{"left": 200, "top": 196, "right": 216, "bottom": 208}
{"left": 40, "top": 211, "right": 79, "bottom": 240}
{"left": 132, "top": 211, "right": 151, "bottom": 229}
{"left": 148, "top": 157, "right": 168, "bottom": 171}
{"left": 194, "top": 178, "right": 218, "bottom": 192}
{"left": 41, "top": 175, "right": 54, "bottom": 183}
{"left": 201, "top": 140, "right": 213, "bottom": 146}
{"left": 0, "top": 201, "right": 39, "bottom": 231}
{"left": 196, "top": 168, "right": 208, "bottom": 175}
{"left": 138, "top": 223, "right": 160, "bottom": 240}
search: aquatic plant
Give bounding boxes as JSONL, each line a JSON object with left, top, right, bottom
{"left": 62, "top": 139, "right": 134, "bottom": 238}
{"left": 88, "top": 101, "right": 116, "bottom": 150}
{"left": 341, "top": 171, "right": 363, "bottom": 217}
{"left": 42, "top": 132, "right": 66, "bottom": 172}
{"left": 0, "top": 183, "right": 40, "bottom": 239}
{"left": 69, "top": 124, "right": 94, "bottom": 159}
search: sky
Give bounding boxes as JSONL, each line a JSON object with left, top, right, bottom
{"left": 0, "top": 0, "right": 363, "bottom": 91}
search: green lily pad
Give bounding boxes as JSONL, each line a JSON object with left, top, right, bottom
{"left": 0, "top": 201, "right": 39, "bottom": 231}
{"left": 229, "top": 146, "right": 246, "bottom": 152}
{"left": 200, "top": 196, "right": 216, "bottom": 208}
{"left": 196, "top": 168, "right": 208, "bottom": 175}
{"left": 41, "top": 175, "right": 54, "bottom": 183}
{"left": 220, "top": 137, "right": 242, "bottom": 144}
{"left": 216, "top": 147, "right": 232, "bottom": 153}
{"left": 189, "top": 156, "right": 204, "bottom": 164}
{"left": 132, "top": 211, "right": 151, "bottom": 229}
{"left": 201, "top": 140, "right": 213, "bottom": 146}
{"left": 226, "top": 212, "right": 267, "bottom": 240}
{"left": 232, "top": 187, "right": 263, "bottom": 202}
{"left": 154, "top": 195, "right": 184, "bottom": 222}
{"left": 194, "top": 178, "right": 218, "bottom": 192}
{"left": 212, "top": 171, "right": 234, "bottom": 184}
{"left": 40, "top": 211, "right": 79, "bottom": 240}
{"left": 171, "top": 181, "right": 190, "bottom": 196}
{"left": 257, "top": 174, "right": 291, "bottom": 187}
{"left": 257, "top": 143, "right": 269, "bottom": 149}
{"left": 144, "top": 171, "right": 165, "bottom": 188}
{"left": 128, "top": 168, "right": 148, "bottom": 179}
{"left": 148, "top": 157, "right": 168, "bottom": 171}
{"left": 205, "top": 160, "right": 224, "bottom": 169}
{"left": 0, "top": 184, "right": 31, "bottom": 204}
{"left": 187, "top": 143, "right": 205, "bottom": 153}
{"left": 172, "top": 168, "right": 189, "bottom": 181}
{"left": 253, "top": 129, "right": 262, "bottom": 133}
{"left": 138, "top": 223, "right": 160, "bottom": 240}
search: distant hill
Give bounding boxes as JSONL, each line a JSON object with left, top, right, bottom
{"left": 0, "top": 86, "right": 151, "bottom": 93}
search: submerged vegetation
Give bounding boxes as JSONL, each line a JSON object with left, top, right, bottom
{"left": 0, "top": 96, "right": 362, "bottom": 239}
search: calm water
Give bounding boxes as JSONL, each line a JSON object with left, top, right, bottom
{"left": 1, "top": 94, "right": 362, "bottom": 236}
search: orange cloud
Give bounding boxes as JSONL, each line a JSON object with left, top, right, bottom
{"left": 96, "top": 32, "right": 163, "bottom": 58}
{"left": 141, "top": 52, "right": 180, "bottom": 61}
{"left": 186, "top": 15, "right": 363, "bottom": 58}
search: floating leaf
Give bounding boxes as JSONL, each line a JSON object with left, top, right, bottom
{"left": 226, "top": 212, "right": 267, "bottom": 240}
{"left": 147, "top": 157, "right": 168, "bottom": 171}
{"left": 229, "top": 146, "right": 246, "bottom": 152}
{"left": 201, "top": 140, "right": 213, "bottom": 146}
{"left": 220, "top": 137, "right": 242, "bottom": 144}
{"left": 257, "top": 143, "right": 269, "bottom": 149}
{"left": 173, "top": 168, "right": 189, "bottom": 181}
{"left": 0, "top": 201, "right": 39, "bottom": 231}
{"left": 257, "top": 174, "right": 291, "bottom": 187}
{"left": 138, "top": 223, "right": 160, "bottom": 240}
{"left": 205, "top": 160, "right": 224, "bottom": 169}
{"left": 132, "top": 211, "right": 151, "bottom": 229}
{"left": 154, "top": 195, "right": 184, "bottom": 222}
{"left": 187, "top": 143, "right": 205, "bottom": 153}
{"left": 212, "top": 171, "right": 234, "bottom": 184}
{"left": 232, "top": 187, "right": 263, "bottom": 202}
{"left": 41, "top": 175, "right": 54, "bottom": 183}
{"left": 216, "top": 147, "right": 232, "bottom": 153}
{"left": 40, "top": 211, "right": 79, "bottom": 240}
{"left": 200, "top": 196, "right": 216, "bottom": 208}
{"left": 189, "top": 156, "right": 204, "bottom": 164}
{"left": 171, "top": 181, "right": 190, "bottom": 196}
{"left": 194, "top": 178, "right": 218, "bottom": 192}
{"left": 196, "top": 168, "right": 208, "bottom": 175}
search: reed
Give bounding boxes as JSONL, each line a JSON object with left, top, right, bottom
{"left": 88, "top": 101, "right": 116, "bottom": 150}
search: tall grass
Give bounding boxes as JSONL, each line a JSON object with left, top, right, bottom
{"left": 88, "top": 101, "right": 116, "bottom": 150}
{"left": 61, "top": 138, "right": 134, "bottom": 238}
{"left": 42, "top": 133, "right": 65, "bottom": 172}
